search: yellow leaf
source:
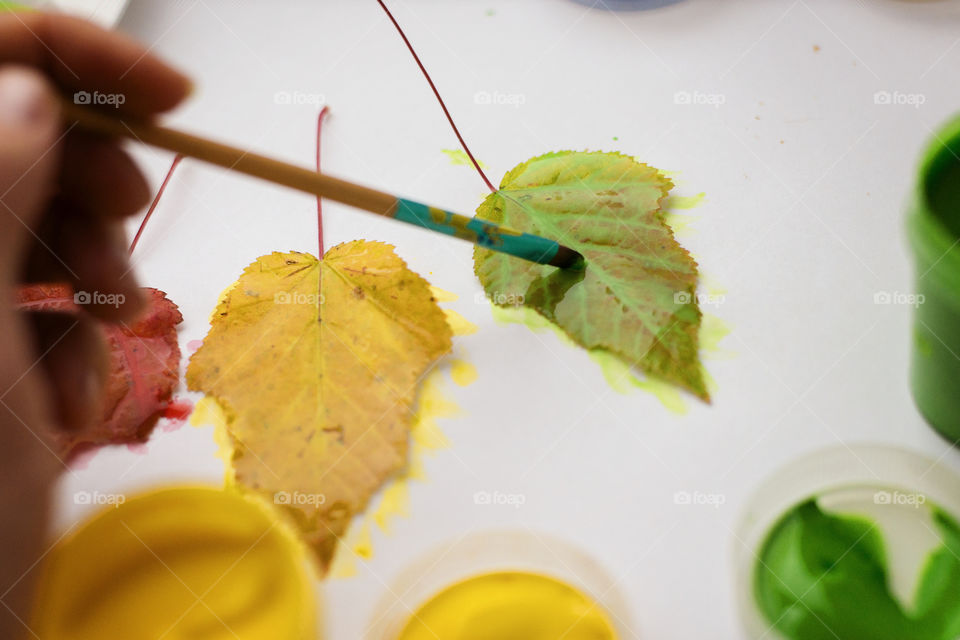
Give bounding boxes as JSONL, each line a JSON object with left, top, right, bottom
{"left": 187, "top": 241, "right": 452, "bottom": 572}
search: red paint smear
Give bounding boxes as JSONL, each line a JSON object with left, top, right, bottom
{"left": 130, "top": 155, "right": 184, "bottom": 255}
{"left": 186, "top": 339, "right": 203, "bottom": 354}
{"left": 376, "top": 0, "right": 496, "bottom": 194}
{"left": 160, "top": 398, "right": 193, "bottom": 432}
{"left": 316, "top": 106, "right": 330, "bottom": 257}
{"left": 126, "top": 442, "right": 149, "bottom": 455}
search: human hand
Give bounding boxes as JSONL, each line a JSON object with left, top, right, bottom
{"left": 0, "top": 12, "right": 190, "bottom": 638}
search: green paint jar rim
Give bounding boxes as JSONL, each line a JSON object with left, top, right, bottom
{"left": 907, "top": 113, "right": 960, "bottom": 299}
{"left": 733, "top": 444, "right": 960, "bottom": 640}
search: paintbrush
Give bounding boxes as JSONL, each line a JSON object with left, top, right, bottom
{"left": 60, "top": 101, "right": 583, "bottom": 269}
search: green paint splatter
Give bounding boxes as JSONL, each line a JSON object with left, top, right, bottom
{"left": 589, "top": 350, "right": 687, "bottom": 413}
{"left": 489, "top": 302, "right": 727, "bottom": 412}
{"left": 490, "top": 304, "right": 570, "bottom": 341}
{"left": 612, "top": 136, "right": 619, "bottom": 141}
{"left": 755, "top": 499, "right": 960, "bottom": 640}
{"left": 485, "top": 8, "right": 495, "bottom": 16}
{"left": 441, "top": 149, "right": 488, "bottom": 169}
{"left": 700, "top": 313, "right": 734, "bottom": 360}
{"left": 664, "top": 192, "right": 706, "bottom": 210}
{"left": 664, "top": 191, "right": 707, "bottom": 238}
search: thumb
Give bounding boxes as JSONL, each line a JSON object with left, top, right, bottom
{"left": 0, "top": 65, "right": 62, "bottom": 284}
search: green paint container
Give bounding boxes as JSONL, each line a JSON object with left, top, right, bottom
{"left": 908, "top": 115, "right": 960, "bottom": 442}
{"left": 736, "top": 446, "right": 960, "bottom": 640}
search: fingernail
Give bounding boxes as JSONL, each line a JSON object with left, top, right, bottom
{"left": 0, "top": 67, "right": 57, "bottom": 130}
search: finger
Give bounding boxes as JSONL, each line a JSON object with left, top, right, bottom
{"left": 59, "top": 131, "right": 150, "bottom": 219}
{"left": 0, "top": 65, "right": 62, "bottom": 286}
{"left": 0, "top": 12, "right": 191, "bottom": 116}
{"left": 22, "top": 310, "right": 107, "bottom": 432}
{"left": 42, "top": 199, "right": 145, "bottom": 321}
{"left": 18, "top": 196, "right": 145, "bottom": 294}
{"left": 18, "top": 198, "right": 74, "bottom": 285}
{"left": 0, "top": 308, "right": 61, "bottom": 640}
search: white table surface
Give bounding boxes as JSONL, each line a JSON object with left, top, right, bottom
{"left": 49, "top": 1, "right": 960, "bottom": 638}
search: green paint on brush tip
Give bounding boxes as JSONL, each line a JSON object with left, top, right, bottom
{"left": 754, "top": 498, "right": 960, "bottom": 640}
{"left": 396, "top": 199, "right": 562, "bottom": 266}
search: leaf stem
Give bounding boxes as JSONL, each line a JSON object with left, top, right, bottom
{"left": 316, "top": 105, "right": 331, "bottom": 257}
{"left": 129, "top": 154, "right": 184, "bottom": 256}
{"left": 375, "top": 0, "right": 497, "bottom": 194}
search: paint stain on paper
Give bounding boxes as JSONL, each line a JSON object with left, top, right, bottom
{"left": 442, "top": 149, "right": 488, "bottom": 169}
{"left": 329, "top": 369, "right": 464, "bottom": 578}
{"left": 490, "top": 300, "right": 731, "bottom": 413}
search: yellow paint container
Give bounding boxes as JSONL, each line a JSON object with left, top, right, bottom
{"left": 369, "top": 531, "right": 630, "bottom": 639}
{"left": 32, "top": 486, "right": 316, "bottom": 640}
{"left": 395, "top": 571, "right": 617, "bottom": 640}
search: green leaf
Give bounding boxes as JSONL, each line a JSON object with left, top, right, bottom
{"left": 473, "top": 151, "right": 708, "bottom": 400}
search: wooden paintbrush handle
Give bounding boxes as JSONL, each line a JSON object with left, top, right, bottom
{"left": 60, "top": 100, "right": 399, "bottom": 217}
{"left": 60, "top": 100, "right": 583, "bottom": 268}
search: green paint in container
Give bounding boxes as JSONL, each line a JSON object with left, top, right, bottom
{"left": 736, "top": 446, "right": 960, "bottom": 640}
{"left": 755, "top": 493, "right": 960, "bottom": 640}
{"left": 908, "top": 114, "right": 960, "bottom": 442}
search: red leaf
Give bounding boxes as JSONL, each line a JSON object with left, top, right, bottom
{"left": 15, "top": 284, "right": 183, "bottom": 457}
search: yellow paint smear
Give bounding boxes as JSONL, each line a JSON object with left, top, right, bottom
{"left": 190, "top": 396, "right": 235, "bottom": 484}
{"left": 395, "top": 571, "right": 617, "bottom": 640}
{"left": 197, "top": 368, "right": 469, "bottom": 580}
{"left": 329, "top": 371, "right": 462, "bottom": 578}
{"left": 444, "top": 309, "right": 478, "bottom": 336}
{"left": 429, "top": 285, "right": 459, "bottom": 303}
{"left": 429, "top": 286, "right": 478, "bottom": 336}
{"left": 451, "top": 358, "right": 478, "bottom": 386}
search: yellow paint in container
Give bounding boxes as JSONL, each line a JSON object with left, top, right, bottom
{"left": 32, "top": 486, "right": 316, "bottom": 640}
{"left": 396, "top": 571, "right": 617, "bottom": 640}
